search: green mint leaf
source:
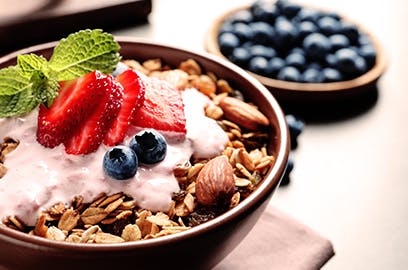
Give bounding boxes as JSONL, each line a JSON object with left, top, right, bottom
{"left": 0, "top": 76, "right": 40, "bottom": 118}
{"left": 17, "top": 54, "right": 48, "bottom": 78}
{"left": 0, "top": 66, "right": 31, "bottom": 96}
{"left": 49, "top": 29, "right": 120, "bottom": 80}
{"left": 30, "top": 70, "right": 59, "bottom": 108}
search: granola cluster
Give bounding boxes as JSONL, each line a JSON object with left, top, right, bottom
{"left": 1, "top": 58, "right": 275, "bottom": 243}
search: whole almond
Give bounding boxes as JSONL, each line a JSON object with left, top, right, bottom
{"left": 195, "top": 155, "right": 235, "bottom": 206}
{"left": 219, "top": 96, "right": 269, "bottom": 130}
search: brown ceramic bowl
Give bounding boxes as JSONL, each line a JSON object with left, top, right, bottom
{"left": 205, "top": 5, "right": 387, "bottom": 103}
{"left": 0, "top": 38, "right": 289, "bottom": 270}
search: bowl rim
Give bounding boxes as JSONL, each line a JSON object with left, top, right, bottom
{"left": 0, "top": 37, "right": 290, "bottom": 251}
{"left": 204, "top": 4, "right": 387, "bottom": 95}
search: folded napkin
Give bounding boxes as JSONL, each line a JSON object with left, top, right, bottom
{"left": 214, "top": 206, "right": 335, "bottom": 270}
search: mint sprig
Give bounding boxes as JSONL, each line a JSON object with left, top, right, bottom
{"left": 50, "top": 29, "right": 121, "bottom": 80}
{"left": 0, "top": 29, "right": 120, "bottom": 118}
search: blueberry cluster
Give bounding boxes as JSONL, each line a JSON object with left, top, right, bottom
{"left": 103, "top": 129, "right": 167, "bottom": 180}
{"left": 217, "top": 0, "right": 377, "bottom": 83}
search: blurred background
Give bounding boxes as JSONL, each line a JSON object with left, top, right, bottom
{"left": 1, "top": 0, "right": 407, "bottom": 269}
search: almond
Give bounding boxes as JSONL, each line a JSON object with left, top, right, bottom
{"left": 219, "top": 96, "right": 270, "bottom": 130}
{"left": 195, "top": 155, "right": 235, "bottom": 206}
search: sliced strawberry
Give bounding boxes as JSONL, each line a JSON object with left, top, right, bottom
{"left": 37, "top": 71, "right": 105, "bottom": 148}
{"left": 132, "top": 76, "right": 186, "bottom": 134}
{"left": 103, "top": 70, "right": 145, "bottom": 146}
{"left": 64, "top": 74, "right": 123, "bottom": 155}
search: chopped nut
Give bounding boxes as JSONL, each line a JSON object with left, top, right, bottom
{"left": 81, "top": 225, "right": 100, "bottom": 243}
{"left": 230, "top": 192, "right": 241, "bottom": 208}
{"left": 122, "top": 59, "right": 149, "bottom": 74}
{"left": 46, "top": 226, "right": 66, "bottom": 241}
{"left": 122, "top": 224, "right": 142, "bottom": 241}
{"left": 217, "top": 79, "right": 233, "bottom": 94}
{"left": 98, "top": 193, "right": 123, "bottom": 207}
{"left": 94, "top": 232, "right": 125, "bottom": 243}
{"left": 33, "top": 213, "right": 48, "bottom": 237}
{"left": 58, "top": 208, "right": 80, "bottom": 231}
{"left": 143, "top": 58, "right": 162, "bottom": 72}
{"left": 183, "top": 193, "right": 195, "bottom": 213}
{"left": 179, "top": 59, "right": 202, "bottom": 75}
{"left": 205, "top": 104, "right": 223, "bottom": 120}
{"left": 81, "top": 207, "right": 108, "bottom": 225}
{"left": 150, "top": 69, "right": 189, "bottom": 90}
{"left": 104, "top": 197, "right": 124, "bottom": 213}
{"left": 235, "top": 177, "right": 252, "bottom": 187}
{"left": 190, "top": 75, "right": 217, "bottom": 96}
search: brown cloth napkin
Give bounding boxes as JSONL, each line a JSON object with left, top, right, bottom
{"left": 214, "top": 206, "right": 335, "bottom": 270}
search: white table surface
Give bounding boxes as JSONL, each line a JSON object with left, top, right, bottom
{"left": 113, "top": 0, "right": 408, "bottom": 269}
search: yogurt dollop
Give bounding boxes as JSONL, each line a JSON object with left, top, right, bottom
{"left": 0, "top": 88, "right": 228, "bottom": 225}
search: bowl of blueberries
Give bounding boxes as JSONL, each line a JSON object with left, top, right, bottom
{"left": 205, "top": 0, "right": 386, "bottom": 102}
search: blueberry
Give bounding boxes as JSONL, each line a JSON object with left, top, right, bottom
{"left": 281, "top": 155, "right": 294, "bottom": 185}
{"left": 302, "top": 68, "right": 324, "bottom": 83}
{"left": 358, "top": 34, "right": 372, "bottom": 46}
{"left": 303, "top": 33, "right": 332, "bottom": 60}
{"left": 359, "top": 44, "right": 376, "bottom": 68}
{"left": 286, "top": 114, "right": 305, "bottom": 148}
{"left": 266, "top": 57, "right": 285, "bottom": 76}
{"left": 295, "top": 8, "right": 321, "bottom": 23}
{"left": 248, "top": 56, "right": 269, "bottom": 75}
{"left": 285, "top": 52, "right": 306, "bottom": 70}
{"left": 289, "top": 47, "right": 305, "bottom": 55}
{"left": 218, "top": 32, "right": 240, "bottom": 56}
{"left": 129, "top": 129, "right": 167, "bottom": 164}
{"left": 251, "top": 1, "right": 279, "bottom": 23}
{"left": 280, "top": 2, "right": 302, "bottom": 18}
{"left": 354, "top": 56, "right": 368, "bottom": 76}
{"left": 230, "top": 47, "right": 251, "bottom": 67}
{"left": 324, "top": 11, "right": 341, "bottom": 20}
{"left": 317, "top": 16, "right": 341, "bottom": 35}
{"left": 103, "top": 146, "right": 138, "bottom": 180}
{"left": 231, "top": 22, "right": 254, "bottom": 42}
{"left": 340, "top": 22, "right": 360, "bottom": 44}
{"left": 308, "top": 62, "right": 322, "bottom": 70}
{"left": 274, "top": 17, "right": 298, "bottom": 48}
{"left": 249, "top": 21, "right": 275, "bottom": 45}
{"left": 277, "top": 66, "right": 301, "bottom": 82}
{"left": 335, "top": 48, "right": 360, "bottom": 74}
{"left": 325, "top": 53, "right": 338, "bottom": 67}
{"left": 322, "top": 67, "right": 343, "bottom": 82}
{"left": 329, "top": 34, "right": 350, "bottom": 51}
{"left": 249, "top": 44, "right": 276, "bottom": 59}
{"left": 218, "top": 21, "right": 234, "bottom": 35}
{"left": 229, "top": 10, "right": 254, "bottom": 24}
{"left": 298, "top": 21, "right": 318, "bottom": 40}
{"left": 112, "top": 62, "right": 129, "bottom": 77}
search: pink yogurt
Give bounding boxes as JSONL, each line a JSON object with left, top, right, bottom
{"left": 0, "top": 88, "right": 228, "bottom": 226}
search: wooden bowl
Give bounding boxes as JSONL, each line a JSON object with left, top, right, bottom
{"left": 205, "top": 5, "right": 387, "bottom": 104}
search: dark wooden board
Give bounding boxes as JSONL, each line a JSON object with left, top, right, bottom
{"left": 0, "top": 0, "right": 152, "bottom": 56}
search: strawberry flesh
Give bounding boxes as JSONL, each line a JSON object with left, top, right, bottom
{"left": 37, "top": 71, "right": 105, "bottom": 148}
{"left": 104, "top": 69, "right": 145, "bottom": 146}
{"left": 64, "top": 74, "right": 123, "bottom": 155}
{"left": 132, "top": 76, "right": 186, "bottom": 134}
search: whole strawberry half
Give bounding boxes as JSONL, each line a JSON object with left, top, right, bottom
{"left": 104, "top": 69, "right": 145, "bottom": 146}
{"left": 132, "top": 76, "right": 186, "bottom": 134}
{"left": 37, "top": 71, "right": 106, "bottom": 148}
{"left": 64, "top": 74, "right": 123, "bottom": 155}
